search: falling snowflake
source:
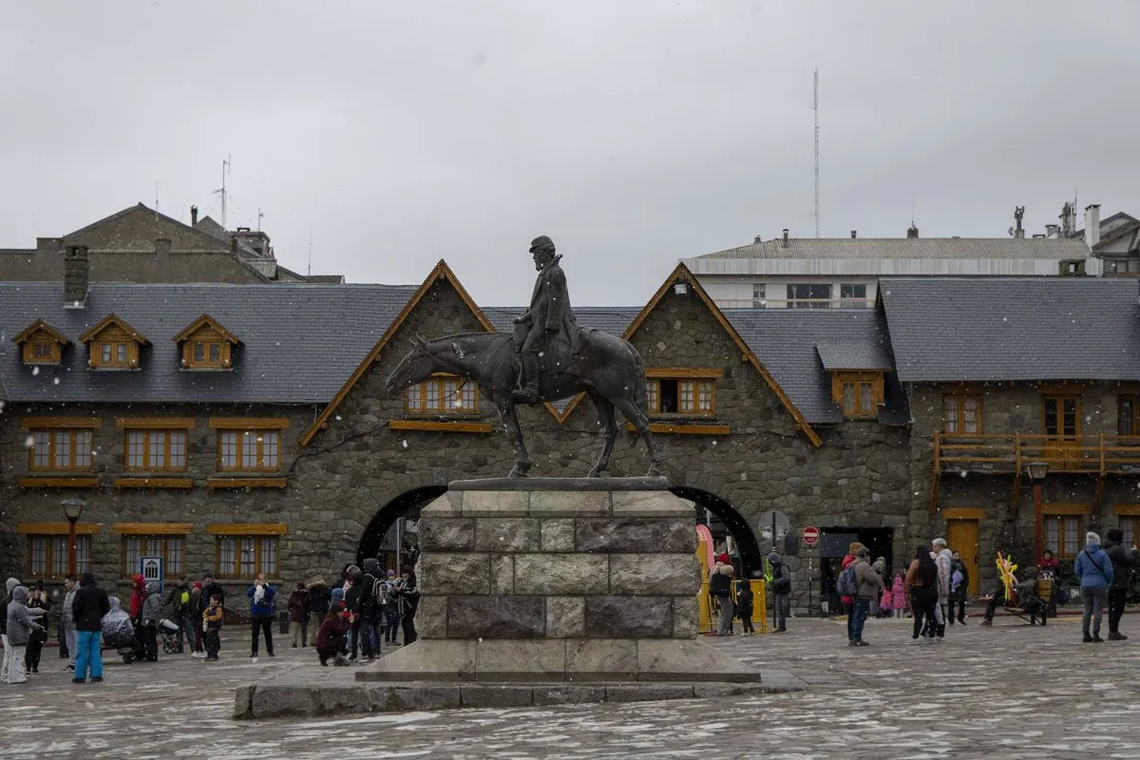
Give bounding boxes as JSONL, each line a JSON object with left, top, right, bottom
{"left": 32, "top": 366, "right": 40, "bottom": 376}
{"left": 24, "top": 435, "right": 35, "bottom": 449}
{"left": 53, "top": 378, "right": 60, "bottom": 385}
{"left": 401, "top": 440, "right": 409, "bottom": 449}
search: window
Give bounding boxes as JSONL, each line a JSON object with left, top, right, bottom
{"left": 647, "top": 378, "right": 715, "bottom": 414}
{"left": 125, "top": 429, "right": 188, "bottom": 472}
{"left": 1120, "top": 518, "right": 1136, "bottom": 550}
{"left": 122, "top": 535, "right": 185, "bottom": 577}
{"left": 29, "top": 429, "right": 93, "bottom": 471}
{"left": 15, "top": 321, "right": 68, "bottom": 365}
{"left": 751, "top": 283, "right": 765, "bottom": 308}
{"left": 1119, "top": 396, "right": 1140, "bottom": 436}
{"left": 27, "top": 535, "right": 90, "bottom": 578}
{"left": 218, "top": 430, "right": 280, "bottom": 471}
{"left": 943, "top": 395, "right": 983, "bottom": 434}
{"left": 92, "top": 339, "right": 135, "bottom": 369}
{"left": 1044, "top": 516, "right": 1083, "bottom": 560}
{"left": 215, "top": 536, "right": 279, "bottom": 579}
{"left": 840, "top": 284, "right": 867, "bottom": 307}
{"left": 1043, "top": 396, "right": 1081, "bottom": 438}
{"left": 404, "top": 376, "right": 479, "bottom": 414}
{"left": 831, "top": 372, "right": 884, "bottom": 418}
{"left": 80, "top": 315, "right": 146, "bottom": 370}
{"left": 176, "top": 316, "right": 239, "bottom": 370}
{"left": 786, "top": 283, "right": 831, "bottom": 309}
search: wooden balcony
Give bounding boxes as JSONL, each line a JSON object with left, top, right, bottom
{"left": 929, "top": 433, "right": 1140, "bottom": 514}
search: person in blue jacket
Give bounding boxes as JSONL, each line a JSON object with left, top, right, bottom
{"left": 247, "top": 573, "right": 277, "bottom": 660}
{"left": 1074, "top": 531, "right": 1113, "bottom": 643}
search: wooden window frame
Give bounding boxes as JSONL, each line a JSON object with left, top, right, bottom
{"left": 124, "top": 428, "right": 189, "bottom": 473}
{"left": 943, "top": 393, "right": 983, "bottom": 435}
{"left": 1043, "top": 514, "right": 1084, "bottom": 560}
{"left": 213, "top": 535, "right": 280, "bottom": 579}
{"left": 831, "top": 371, "right": 884, "bottom": 418}
{"left": 174, "top": 315, "right": 240, "bottom": 370}
{"left": 26, "top": 534, "right": 91, "bottom": 579}
{"left": 14, "top": 321, "right": 69, "bottom": 366}
{"left": 403, "top": 374, "right": 480, "bottom": 416}
{"left": 216, "top": 429, "right": 281, "bottom": 473}
{"left": 119, "top": 534, "right": 186, "bottom": 578}
{"left": 645, "top": 369, "right": 719, "bottom": 417}
{"left": 1043, "top": 395, "right": 1083, "bottom": 438}
{"left": 28, "top": 428, "right": 94, "bottom": 472}
{"left": 1119, "top": 395, "right": 1140, "bottom": 436}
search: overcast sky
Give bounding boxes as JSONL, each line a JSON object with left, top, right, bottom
{"left": 2, "top": 1, "right": 1137, "bottom": 305}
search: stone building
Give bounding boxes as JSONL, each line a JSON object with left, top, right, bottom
{"left": 2, "top": 255, "right": 1139, "bottom": 612}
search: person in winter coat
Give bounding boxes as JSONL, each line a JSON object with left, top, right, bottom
{"left": 871, "top": 556, "right": 887, "bottom": 582}
{"left": 24, "top": 580, "right": 50, "bottom": 674}
{"left": 203, "top": 594, "right": 224, "bottom": 661}
{"left": 736, "top": 581, "right": 754, "bottom": 634}
{"left": 396, "top": 564, "right": 421, "bottom": 645}
{"left": 343, "top": 568, "right": 364, "bottom": 660}
{"left": 931, "top": 538, "right": 953, "bottom": 638}
{"left": 905, "top": 546, "right": 939, "bottom": 643}
{"left": 6, "top": 586, "right": 46, "bottom": 685}
{"left": 140, "top": 581, "right": 161, "bottom": 661}
{"left": 382, "top": 570, "right": 401, "bottom": 644}
{"left": 306, "top": 580, "right": 330, "bottom": 644}
{"left": 60, "top": 575, "right": 79, "bottom": 669}
{"left": 709, "top": 553, "right": 735, "bottom": 636}
{"left": 0, "top": 578, "right": 21, "bottom": 683}
{"left": 128, "top": 574, "right": 146, "bottom": 623}
{"left": 850, "top": 547, "right": 885, "bottom": 646}
{"left": 879, "top": 587, "right": 892, "bottom": 618}
{"left": 315, "top": 602, "right": 352, "bottom": 666}
{"left": 357, "top": 558, "right": 384, "bottom": 660}
{"left": 247, "top": 573, "right": 277, "bottom": 659}
{"left": 287, "top": 583, "right": 310, "bottom": 648}
{"left": 71, "top": 571, "right": 110, "bottom": 683}
{"left": 840, "top": 542, "right": 863, "bottom": 642}
{"left": 891, "top": 574, "right": 906, "bottom": 618}
{"left": 768, "top": 551, "right": 791, "bottom": 633}
{"left": 1075, "top": 531, "right": 1113, "bottom": 643}
{"left": 948, "top": 553, "right": 970, "bottom": 626}
{"left": 194, "top": 574, "right": 224, "bottom": 659}
{"left": 164, "top": 578, "right": 193, "bottom": 649}
{"left": 100, "top": 596, "right": 134, "bottom": 648}
{"left": 1101, "top": 528, "right": 1138, "bottom": 640}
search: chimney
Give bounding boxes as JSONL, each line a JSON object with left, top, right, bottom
{"left": 850, "top": 230, "right": 857, "bottom": 239}
{"left": 1060, "top": 202, "right": 1076, "bottom": 236}
{"left": 190, "top": 205, "right": 198, "bottom": 225}
{"left": 906, "top": 224, "right": 919, "bottom": 239}
{"left": 754, "top": 235, "right": 762, "bottom": 244}
{"left": 781, "top": 229, "right": 789, "bottom": 248}
{"left": 1045, "top": 224, "right": 1059, "bottom": 238}
{"left": 1085, "top": 204, "right": 1101, "bottom": 248}
{"left": 63, "top": 245, "right": 89, "bottom": 307}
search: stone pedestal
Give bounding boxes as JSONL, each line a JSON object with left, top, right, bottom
{"left": 358, "top": 478, "right": 760, "bottom": 683}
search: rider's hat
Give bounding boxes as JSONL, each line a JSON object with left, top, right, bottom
{"left": 529, "top": 235, "right": 555, "bottom": 253}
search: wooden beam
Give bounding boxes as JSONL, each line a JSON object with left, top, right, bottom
{"left": 941, "top": 508, "right": 985, "bottom": 520}
{"left": 207, "top": 477, "right": 288, "bottom": 489}
{"left": 113, "top": 477, "right": 194, "bottom": 490}
{"left": 208, "top": 418, "right": 290, "bottom": 430}
{"left": 389, "top": 420, "right": 494, "bottom": 434}
{"left": 18, "top": 522, "right": 101, "bottom": 535}
{"left": 644, "top": 367, "right": 724, "bottom": 379}
{"left": 112, "top": 522, "right": 193, "bottom": 535}
{"left": 625, "top": 423, "right": 731, "bottom": 435}
{"left": 115, "top": 418, "right": 197, "bottom": 430}
{"left": 21, "top": 417, "right": 102, "bottom": 429}
{"left": 18, "top": 477, "right": 99, "bottom": 489}
{"left": 1042, "top": 503, "right": 1092, "bottom": 516}
{"left": 1111, "top": 504, "right": 1140, "bottom": 516}
{"left": 206, "top": 522, "right": 289, "bottom": 535}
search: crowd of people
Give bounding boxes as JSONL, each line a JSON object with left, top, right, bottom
{"left": 1, "top": 557, "right": 422, "bottom": 685}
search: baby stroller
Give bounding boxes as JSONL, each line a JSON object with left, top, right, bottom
{"left": 100, "top": 596, "right": 143, "bottom": 663}
{"left": 159, "top": 618, "right": 184, "bottom": 654}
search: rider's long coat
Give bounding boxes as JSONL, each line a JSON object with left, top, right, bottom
{"left": 516, "top": 254, "right": 582, "bottom": 374}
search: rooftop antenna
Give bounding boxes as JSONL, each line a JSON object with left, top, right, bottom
{"left": 154, "top": 182, "right": 160, "bottom": 216}
{"left": 214, "top": 155, "right": 232, "bottom": 228}
{"left": 813, "top": 68, "right": 820, "bottom": 239}
{"left": 307, "top": 226, "right": 313, "bottom": 277}
{"left": 257, "top": 207, "right": 264, "bottom": 232}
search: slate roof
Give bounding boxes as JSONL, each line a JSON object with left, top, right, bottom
{"left": 815, "top": 341, "right": 892, "bottom": 372}
{"left": 481, "top": 307, "right": 641, "bottom": 337}
{"left": 725, "top": 309, "right": 907, "bottom": 425}
{"left": 879, "top": 277, "right": 1140, "bottom": 383}
{"left": 0, "top": 282, "right": 417, "bottom": 404}
{"left": 694, "top": 237, "right": 1091, "bottom": 261}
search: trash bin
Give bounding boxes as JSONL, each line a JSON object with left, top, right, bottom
{"left": 279, "top": 610, "right": 289, "bottom": 635}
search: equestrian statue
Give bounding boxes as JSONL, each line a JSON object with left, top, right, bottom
{"left": 386, "top": 235, "right": 663, "bottom": 478}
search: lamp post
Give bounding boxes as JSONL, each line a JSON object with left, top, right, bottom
{"left": 1025, "top": 462, "right": 1049, "bottom": 566}
{"left": 61, "top": 498, "right": 86, "bottom": 577}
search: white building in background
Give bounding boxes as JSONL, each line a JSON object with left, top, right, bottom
{"left": 684, "top": 209, "right": 1100, "bottom": 310}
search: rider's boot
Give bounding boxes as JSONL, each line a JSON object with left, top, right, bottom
{"left": 512, "top": 352, "right": 542, "bottom": 404}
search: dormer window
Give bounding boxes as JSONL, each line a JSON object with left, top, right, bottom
{"left": 79, "top": 315, "right": 148, "bottom": 370}
{"left": 173, "top": 315, "right": 240, "bottom": 370}
{"left": 831, "top": 371, "right": 884, "bottom": 418}
{"left": 13, "top": 320, "right": 69, "bottom": 366}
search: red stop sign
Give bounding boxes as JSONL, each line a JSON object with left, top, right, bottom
{"left": 801, "top": 526, "right": 820, "bottom": 545}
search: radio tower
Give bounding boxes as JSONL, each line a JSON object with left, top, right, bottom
{"left": 813, "top": 68, "right": 820, "bottom": 238}
{"left": 214, "top": 156, "right": 231, "bottom": 228}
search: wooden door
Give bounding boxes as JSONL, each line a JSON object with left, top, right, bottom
{"left": 946, "top": 519, "right": 980, "bottom": 595}
{"left": 1043, "top": 396, "right": 1082, "bottom": 469}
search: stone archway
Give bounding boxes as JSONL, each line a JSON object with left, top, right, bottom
{"left": 356, "top": 486, "right": 447, "bottom": 566}
{"left": 670, "top": 486, "right": 764, "bottom": 579}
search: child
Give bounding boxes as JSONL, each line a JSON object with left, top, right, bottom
{"left": 891, "top": 573, "right": 906, "bottom": 618}
{"left": 879, "top": 586, "right": 892, "bottom": 618}
{"left": 316, "top": 602, "right": 352, "bottom": 666}
{"left": 736, "top": 582, "right": 754, "bottom": 635}
{"left": 203, "top": 594, "right": 224, "bottom": 661}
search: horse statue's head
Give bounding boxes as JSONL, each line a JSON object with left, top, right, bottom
{"left": 386, "top": 334, "right": 435, "bottom": 396}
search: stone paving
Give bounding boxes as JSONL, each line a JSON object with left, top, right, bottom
{"left": 1, "top": 613, "right": 1138, "bottom": 759}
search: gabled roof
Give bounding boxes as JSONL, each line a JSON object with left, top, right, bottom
{"left": 880, "top": 277, "right": 1140, "bottom": 383}
{"left": 12, "top": 319, "right": 70, "bottom": 346}
{"left": 0, "top": 282, "right": 417, "bottom": 404}
{"left": 78, "top": 314, "right": 150, "bottom": 345}
{"left": 297, "top": 260, "right": 494, "bottom": 445}
{"left": 815, "top": 341, "right": 892, "bottom": 372}
{"left": 172, "top": 314, "right": 241, "bottom": 345}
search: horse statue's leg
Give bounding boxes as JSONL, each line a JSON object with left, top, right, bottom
{"left": 495, "top": 396, "right": 532, "bottom": 478}
{"left": 586, "top": 390, "right": 618, "bottom": 477}
{"left": 611, "top": 396, "right": 664, "bottom": 477}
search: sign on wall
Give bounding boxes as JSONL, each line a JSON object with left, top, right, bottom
{"left": 140, "top": 556, "right": 164, "bottom": 594}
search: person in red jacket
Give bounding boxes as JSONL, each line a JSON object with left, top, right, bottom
{"left": 128, "top": 574, "right": 146, "bottom": 623}
{"left": 840, "top": 542, "right": 863, "bottom": 643}
{"left": 315, "top": 603, "right": 352, "bottom": 666}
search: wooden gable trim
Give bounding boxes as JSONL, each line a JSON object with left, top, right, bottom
{"left": 299, "top": 260, "right": 496, "bottom": 446}
{"left": 172, "top": 314, "right": 241, "bottom": 345}
{"left": 12, "top": 319, "right": 70, "bottom": 346}
{"left": 18, "top": 522, "right": 102, "bottom": 535}
{"left": 78, "top": 314, "right": 149, "bottom": 345}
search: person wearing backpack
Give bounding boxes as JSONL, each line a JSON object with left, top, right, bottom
{"left": 849, "top": 547, "right": 885, "bottom": 646}
{"left": 948, "top": 553, "right": 969, "bottom": 626}
{"left": 1074, "top": 532, "right": 1113, "bottom": 643}
{"left": 358, "top": 558, "right": 384, "bottom": 660}
{"left": 768, "top": 551, "right": 791, "bottom": 633}
{"left": 837, "top": 542, "right": 862, "bottom": 643}
{"left": 709, "top": 553, "right": 735, "bottom": 636}
{"left": 165, "top": 578, "right": 192, "bottom": 650}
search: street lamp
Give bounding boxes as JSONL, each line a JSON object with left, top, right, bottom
{"left": 61, "top": 498, "right": 86, "bottom": 577}
{"left": 1025, "top": 462, "right": 1049, "bottom": 566}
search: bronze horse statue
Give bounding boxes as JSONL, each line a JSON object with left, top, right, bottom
{"left": 386, "top": 331, "right": 663, "bottom": 478}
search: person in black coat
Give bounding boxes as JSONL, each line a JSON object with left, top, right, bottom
{"left": 1103, "top": 528, "right": 1138, "bottom": 640}
{"left": 948, "top": 553, "right": 970, "bottom": 626}
{"left": 343, "top": 568, "right": 365, "bottom": 661}
{"left": 71, "top": 571, "right": 110, "bottom": 683}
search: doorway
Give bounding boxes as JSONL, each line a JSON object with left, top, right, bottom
{"left": 818, "top": 527, "right": 895, "bottom": 612}
{"left": 1043, "top": 395, "right": 1082, "bottom": 469}
{"left": 670, "top": 486, "right": 763, "bottom": 580}
{"left": 944, "top": 511, "right": 981, "bottom": 595}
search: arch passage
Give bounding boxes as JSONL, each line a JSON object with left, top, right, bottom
{"left": 356, "top": 486, "right": 447, "bottom": 566}
{"left": 670, "top": 486, "right": 764, "bottom": 579}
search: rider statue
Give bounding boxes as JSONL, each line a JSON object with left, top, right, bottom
{"left": 512, "top": 235, "right": 580, "bottom": 404}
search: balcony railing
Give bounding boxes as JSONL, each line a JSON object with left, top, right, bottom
{"left": 715, "top": 297, "right": 874, "bottom": 309}
{"left": 933, "top": 433, "right": 1140, "bottom": 475}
